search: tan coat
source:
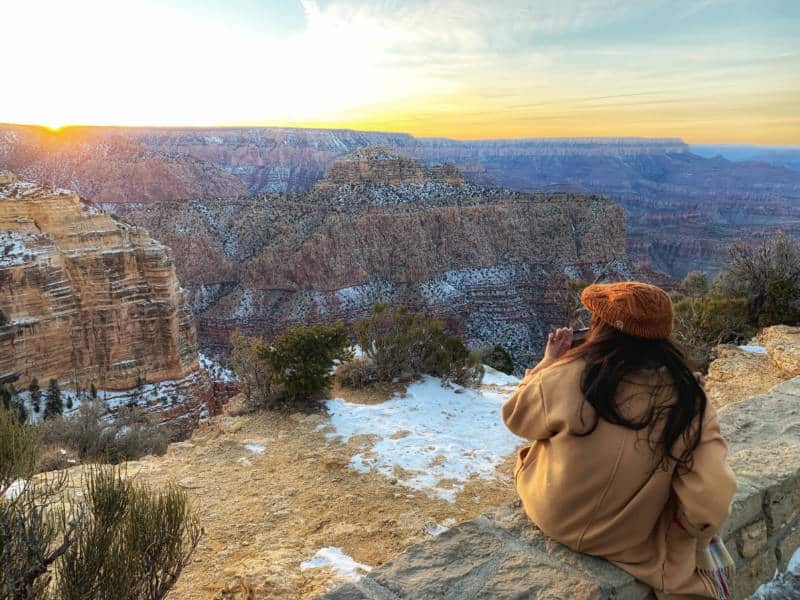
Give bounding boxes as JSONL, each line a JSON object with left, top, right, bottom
{"left": 502, "top": 358, "right": 737, "bottom": 598}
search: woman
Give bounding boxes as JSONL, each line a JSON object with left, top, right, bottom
{"left": 502, "top": 282, "right": 737, "bottom": 600}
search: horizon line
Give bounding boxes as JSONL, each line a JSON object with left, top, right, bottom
{"left": 3, "top": 121, "right": 799, "bottom": 148}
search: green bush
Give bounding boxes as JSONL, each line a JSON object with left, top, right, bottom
{"left": 0, "top": 419, "right": 199, "bottom": 600}
{"left": 423, "top": 325, "right": 483, "bottom": 387}
{"left": 261, "top": 323, "right": 352, "bottom": 406}
{"left": 478, "top": 345, "right": 514, "bottom": 375}
{"left": 0, "top": 402, "right": 38, "bottom": 490}
{"left": 354, "top": 303, "right": 426, "bottom": 381}
{"left": 55, "top": 466, "right": 201, "bottom": 600}
{"left": 681, "top": 271, "right": 711, "bottom": 298}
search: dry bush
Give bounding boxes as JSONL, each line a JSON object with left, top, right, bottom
{"left": 230, "top": 331, "right": 274, "bottom": 411}
{"left": 349, "top": 303, "right": 483, "bottom": 388}
{"left": 336, "top": 357, "right": 380, "bottom": 389}
{"left": 720, "top": 232, "right": 800, "bottom": 326}
{"left": 38, "top": 401, "right": 167, "bottom": 464}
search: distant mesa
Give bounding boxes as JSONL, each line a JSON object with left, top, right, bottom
{"left": 319, "top": 146, "right": 464, "bottom": 187}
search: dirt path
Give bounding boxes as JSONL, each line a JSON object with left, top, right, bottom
{"left": 110, "top": 391, "right": 518, "bottom": 599}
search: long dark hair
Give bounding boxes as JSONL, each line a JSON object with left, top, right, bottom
{"left": 561, "top": 316, "right": 706, "bottom": 471}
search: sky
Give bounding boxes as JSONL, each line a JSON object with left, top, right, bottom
{"left": 2, "top": 0, "right": 799, "bottom": 143}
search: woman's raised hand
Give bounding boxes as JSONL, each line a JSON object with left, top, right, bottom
{"left": 544, "top": 327, "right": 573, "bottom": 361}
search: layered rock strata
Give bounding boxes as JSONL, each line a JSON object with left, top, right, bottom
{"left": 127, "top": 150, "right": 630, "bottom": 367}
{"left": 0, "top": 172, "right": 211, "bottom": 433}
{"left": 4, "top": 124, "right": 799, "bottom": 278}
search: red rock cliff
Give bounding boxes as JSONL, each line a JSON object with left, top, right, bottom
{"left": 0, "top": 171, "right": 211, "bottom": 433}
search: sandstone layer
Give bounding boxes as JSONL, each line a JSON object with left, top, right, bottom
{"left": 126, "top": 149, "right": 630, "bottom": 367}
{"left": 0, "top": 172, "right": 211, "bottom": 432}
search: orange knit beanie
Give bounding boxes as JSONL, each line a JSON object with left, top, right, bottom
{"left": 580, "top": 281, "right": 673, "bottom": 339}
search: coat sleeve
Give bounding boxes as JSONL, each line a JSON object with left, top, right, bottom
{"left": 502, "top": 371, "right": 553, "bottom": 441}
{"left": 672, "top": 403, "right": 737, "bottom": 543}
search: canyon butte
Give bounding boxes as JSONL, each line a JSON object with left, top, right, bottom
{"left": 125, "top": 147, "right": 632, "bottom": 365}
{"left": 0, "top": 171, "right": 213, "bottom": 434}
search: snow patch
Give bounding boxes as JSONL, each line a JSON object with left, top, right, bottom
{"left": 739, "top": 345, "right": 767, "bottom": 354}
{"left": 243, "top": 443, "right": 266, "bottom": 454}
{"left": 300, "top": 547, "right": 372, "bottom": 581}
{"left": 3, "top": 479, "right": 27, "bottom": 500}
{"left": 323, "top": 375, "right": 524, "bottom": 501}
{"left": 481, "top": 366, "right": 520, "bottom": 387}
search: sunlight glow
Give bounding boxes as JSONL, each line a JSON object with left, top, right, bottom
{"left": 1, "top": 0, "right": 798, "bottom": 143}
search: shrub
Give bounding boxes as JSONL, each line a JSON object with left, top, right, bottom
{"left": 478, "top": 345, "right": 514, "bottom": 375}
{"left": 422, "top": 323, "right": 483, "bottom": 386}
{"left": 349, "top": 303, "right": 483, "bottom": 388}
{"left": 354, "top": 303, "right": 425, "bottom": 381}
{"left": 55, "top": 466, "right": 201, "bottom": 600}
{"left": 261, "top": 322, "right": 352, "bottom": 406}
{"left": 719, "top": 232, "right": 800, "bottom": 327}
{"left": 0, "top": 413, "right": 199, "bottom": 600}
{"left": 0, "top": 402, "right": 38, "bottom": 490}
{"left": 38, "top": 400, "right": 167, "bottom": 463}
{"left": 681, "top": 271, "right": 710, "bottom": 298}
{"left": 335, "top": 357, "right": 379, "bottom": 389}
{"left": 673, "top": 294, "right": 754, "bottom": 366}
{"left": 230, "top": 331, "right": 274, "bottom": 410}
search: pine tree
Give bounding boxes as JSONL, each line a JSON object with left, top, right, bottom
{"left": 90, "top": 381, "right": 98, "bottom": 400}
{"left": 29, "top": 378, "right": 41, "bottom": 413}
{"left": 44, "top": 378, "right": 63, "bottom": 420}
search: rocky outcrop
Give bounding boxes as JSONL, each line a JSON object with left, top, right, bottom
{"left": 0, "top": 172, "right": 211, "bottom": 433}
{"left": 322, "top": 374, "right": 800, "bottom": 600}
{"left": 126, "top": 150, "right": 630, "bottom": 367}
{"left": 706, "top": 326, "right": 800, "bottom": 407}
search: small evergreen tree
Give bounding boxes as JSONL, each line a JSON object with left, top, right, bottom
{"left": 261, "top": 323, "right": 352, "bottom": 406}
{"left": 479, "top": 345, "right": 514, "bottom": 375}
{"left": 90, "top": 381, "right": 98, "bottom": 400}
{"left": 29, "top": 377, "right": 41, "bottom": 413}
{"left": 44, "top": 378, "right": 63, "bottom": 420}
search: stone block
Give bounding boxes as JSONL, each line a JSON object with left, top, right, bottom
{"left": 732, "top": 548, "right": 777, "bottom": 600}
{"left": 370, "top": 520, "right": 504, "bottom": 599}
{"left": 764, "top": 474, "right": 800, "bottom": 533}
{"left": 322, "top": 584, "right": 372, "bottom": 600}
{"left": 738, "top": 520, "right": 768, "bottom": 559}
{"left": 720, "top": 477, "right": 764, "bottom": 539}
{"left": 777, "top": 522, "right": 800, "bottom": 571}
{"left": 473, "top": 555, "right": 605, "bottom": 600}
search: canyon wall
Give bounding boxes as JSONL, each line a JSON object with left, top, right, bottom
{"left": 0, "top": 171, "right": 211, "bottom": 433}
{"left": 126, "top": 149, "right": 629, "bottom": 366}
{"left": 3, "top": 124, "right": 799, "bottom": 278}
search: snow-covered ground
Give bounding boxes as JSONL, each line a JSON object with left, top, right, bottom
{"left": 199, "top": 352, "right": 236, "bottom": 382}
{"left": 322, "top": 369, "right": 523, "bottom": 501}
